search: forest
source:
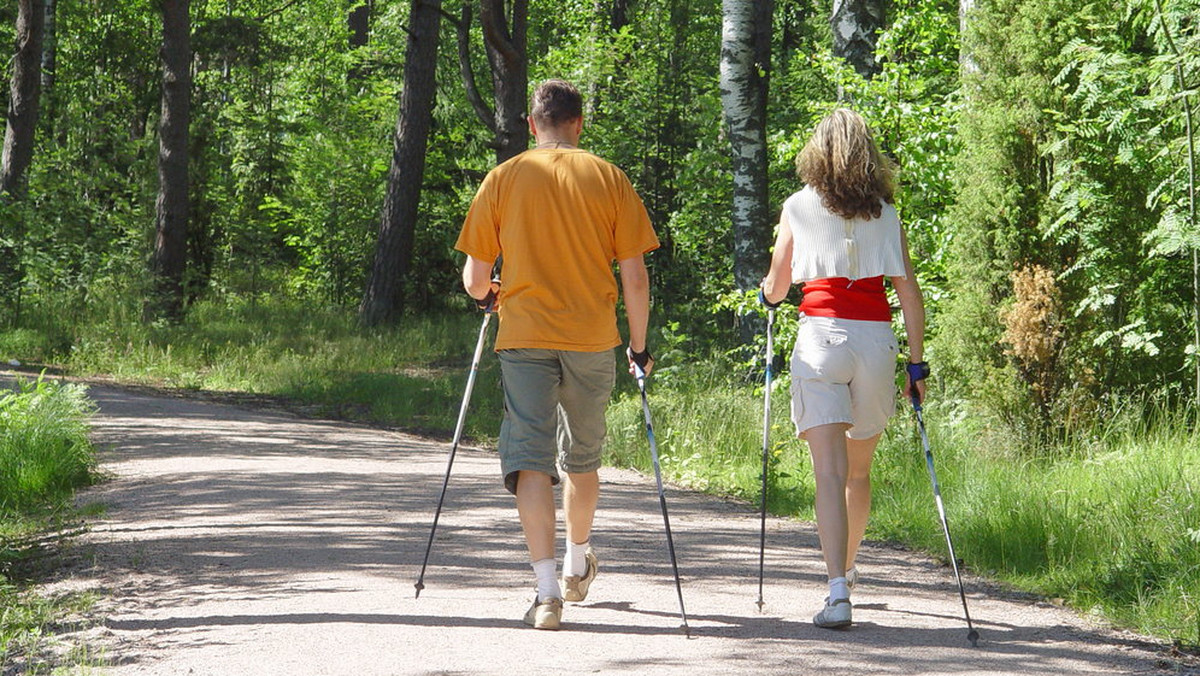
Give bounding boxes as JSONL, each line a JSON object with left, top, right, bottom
{"left": 1, "top": 0, "right": 1198, "bottom": 650}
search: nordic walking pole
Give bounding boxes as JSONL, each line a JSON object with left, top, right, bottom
{"left": 632, "top": 357, "right": 691, "bottom": 636}
{"left": 909, "top": 383, "right": 980, "bottom": 647}
{"left": 756, "top": 302, "right": 776, "bottom": 612}
{"left": 414, "top": 293, "right": 496, "bottom": 598}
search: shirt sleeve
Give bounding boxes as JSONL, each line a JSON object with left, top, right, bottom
{"left": 612, "top": 171, "right": 659, "bottom": 261}
{"left": 454, "top": 170, "right": 502, "bottom": 263}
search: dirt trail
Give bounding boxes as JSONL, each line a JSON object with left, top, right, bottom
{"left": 25, "top": 378, "right": 1190, "bottom": 675}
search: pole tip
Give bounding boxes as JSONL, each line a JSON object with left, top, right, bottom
{"left": 414, "top": 581, "right": 424, "bottom": 599}
{"left": 755, "top": 599, "right": 765, "bottom": 613}
{"left": 968, "top": 629, "right": 980, "bottom": 647}
{"left": 681, "top": 623, "right": 692, "bottom": 638}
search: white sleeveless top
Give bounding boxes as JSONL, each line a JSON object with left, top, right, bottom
{"left": 784, "top": 186, "right": 907, "bottom": 283}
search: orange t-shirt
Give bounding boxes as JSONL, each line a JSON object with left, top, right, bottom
{"left": 455, "top": 148, "right": 659, "bottom": 351}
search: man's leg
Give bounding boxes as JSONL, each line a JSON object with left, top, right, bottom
{"left": 516, "top": 469, "right": 557, "bottom": 564}
{"left": 556, "top": 350, "right": 613, "bottom": 595}
{"left": 563, "top": 470, "right": 599, "bottom": 546}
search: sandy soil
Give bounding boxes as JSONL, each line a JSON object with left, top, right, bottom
{"left": 13, "top": 377, "right": 1198, "bottom": 675}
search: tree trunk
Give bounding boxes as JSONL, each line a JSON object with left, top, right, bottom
{"left": 148, "top": 0, "right": 192, "bottom": 320}
{"left": 719, "top": 0, "right": 773, "bottom": 299}
{"left": 610, "top": 0, "right": 630, "bottom": 30}
{"left": 39, "top": 0, "right": 55, "bottom": 128}
{"left": 1, "top": 0, "right": 45, "bottom": 198}
{"left": 481, "top": 0, "right": 528, "bottom": 164}
{"left": 830, "top": 0, "right": 884, "bottom": 79}
{"left": 958, "top": 0, "right": 977, "bottom": 75}
{"left": 358, "top": 0, "right": 443, "bottom": 326}
{"left": 348, "top": 1, "right": 372, "bottom": 48}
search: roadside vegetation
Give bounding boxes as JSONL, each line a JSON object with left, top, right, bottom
{"left": 0, "top": 376, "right": 101, "bottom": 671}
{"left": 4, "top": 301, "right": 1197, "bottom": 649}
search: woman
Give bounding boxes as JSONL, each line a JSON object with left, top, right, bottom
{"left": 760, "top": 108, "right": 927, "bottom": 629}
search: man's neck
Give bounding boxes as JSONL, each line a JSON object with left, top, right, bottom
{"left": 534, "top": 137, "right": 577, "bottom": 149}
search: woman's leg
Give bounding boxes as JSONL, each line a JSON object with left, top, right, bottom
{"left": 805, "top": 423, "right": 852, "bottom": 581}
{"left": 845, "top": 432, "right": 882, "bottom": 572}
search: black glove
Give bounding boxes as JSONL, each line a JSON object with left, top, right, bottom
{"left": 906, "top": 361, "right": 931, "bottom": 382}
{"left": 628, "top": 347, "right": 653, "bottom": 371}
{"left": 758, "top": 287, "right": 782, "bottom": 309}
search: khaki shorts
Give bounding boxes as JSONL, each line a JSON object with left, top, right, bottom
{"left": 497, "top": 348, "right": 616, "bottom": 494}
{"left": 789, "top": 315, "right": 899, "bottom": 440}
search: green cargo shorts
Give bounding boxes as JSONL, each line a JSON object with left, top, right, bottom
{"left": 497, "top": 348, "right": 617, "bottom": 494}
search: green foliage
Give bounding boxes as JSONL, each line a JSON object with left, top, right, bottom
{"left": 0, "top": 580, "right": 98, "bottom": 673}
{"left": 55, "top": 296, "right": 505, "bottom": 440}
{"left": 605, "top": 366, "right": 1200, "bottom": 646}
{"left": 873, "top": 403, "right": 1200, "bottom": 646}
{"left": 936, "top": 0, "right": 1200, "bottom": 446}
{"left": 605, "top": 357, "right": 814, "bottom": 514}
{"left": 0, "top": 377, "right": 97, "bottom": 515}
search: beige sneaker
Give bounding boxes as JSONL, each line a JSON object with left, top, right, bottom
{"left": 562, "top": 548, "right": 598, "bottom": 602}
{"left": 846, "top": 566, "right": 859, "bottom": 590}
{"left": 813, "top": 597, "right": 853, "bottom": 629}
{"left": 523, "top": 597, "right": 563, "bottom": 630}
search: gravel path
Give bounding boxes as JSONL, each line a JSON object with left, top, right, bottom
{"left": 28, "top": 380, "right": 1191, "bottom": 675}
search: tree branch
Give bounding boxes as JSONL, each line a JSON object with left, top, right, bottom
{"left": 481, "top": 0, "right": 520, "bottom": 66}
{"left": 457, "top": 3, "right": 496, "bottom": 132}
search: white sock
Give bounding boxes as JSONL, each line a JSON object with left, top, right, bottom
{"left": 532, "top": 558, "right": 561, "bottom": 601}
{"left": 829, "top": 576, "right": 850, "bottom": 602}
{"left": 565, "top": 540, "right": 590, "bottom": 577}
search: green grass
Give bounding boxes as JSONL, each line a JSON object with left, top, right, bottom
{"left": 0, "top": 377, "right": 98, "bottom": 514}
{"left": 59, "top": 298, "right": 505, "bottom": 440}
{"left": 4, "top": 297, "right": 1198, "bottom": 648}
{"left": 0, "top": 376, "right": 101, "bottom": 671}
{"left": 607, "top": 366, "right": 1200, "bottom": 648}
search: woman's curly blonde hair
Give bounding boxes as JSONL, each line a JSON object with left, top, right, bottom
{"left": 796, "top": 108, "right": 896, "bottom": 220}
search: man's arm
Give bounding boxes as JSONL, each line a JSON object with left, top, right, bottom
{"left": 462, "top": 254, "right": 495, "bottom": 301}
{"left": 618, "top": 255, "right": 653, "bottom": 375}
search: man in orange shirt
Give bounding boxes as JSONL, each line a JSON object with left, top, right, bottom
{"left": 456, "top": 79, "right": 659, "bottom": 630}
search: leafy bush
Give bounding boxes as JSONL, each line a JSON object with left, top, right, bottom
{"left": 0, "top": 377, "right": 98, "bottom": 515}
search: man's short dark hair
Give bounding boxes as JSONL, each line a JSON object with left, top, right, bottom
{"left": 530, "top": 79, "right": 583, "bottom": 128}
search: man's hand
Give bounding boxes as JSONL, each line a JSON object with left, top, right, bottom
{"left": 627, "top": 346, "right": 655, "bottom": 378}
{"left": 474, "top": 280, "right": 501, "bottom": 311}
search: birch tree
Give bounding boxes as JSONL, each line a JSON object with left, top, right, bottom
{"left": 830, "top": 0, "right": 884, "bottom": 79}
{"left": 719, "top": 0, "right": 773, "bottom": 295}
{"left": 359, "top": 0, "right": 443, "bottom": 326}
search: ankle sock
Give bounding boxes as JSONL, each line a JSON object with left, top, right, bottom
{"left": 532, "top": 558, "right": 561, "bottom": 601}
{"left": 564, "top": 540, "right": 590, "bottom": 578}
{"left": 829, "top": 576, "right": 850, "bottom": 603}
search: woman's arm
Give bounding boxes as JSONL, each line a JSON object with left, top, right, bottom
{"left": 761, "top": 210, "right": 794, "bottom": 304}
{"left": 889, "top": 228, "right": 927, "bottom": 402}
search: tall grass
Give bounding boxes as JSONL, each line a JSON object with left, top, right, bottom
{"left": 0, "top": 376, "right": 100, "bottom": 670}
{"left": 0, "top": 377, "right": 97, "bottom": 515}
{"left": 59, "top": 298, "right": 505, "bottom": 440}
{"left": 4, "top": 298, "right": 1197, "bottom": 646}
{"left": 605, "top": 362, "right": 1200, "bottom": 648}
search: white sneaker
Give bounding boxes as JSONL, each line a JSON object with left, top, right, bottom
{"left": 813, "top": 597, "right": 852, "bottom": 629}
{"left": 523, "top": 596, "right": 563, "bottom": 630}
{"left": 562, "top": 548, "right": 598, "bottom": 603}
{"left": 846, "top": 566, "right": 859, "bottom": 590}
